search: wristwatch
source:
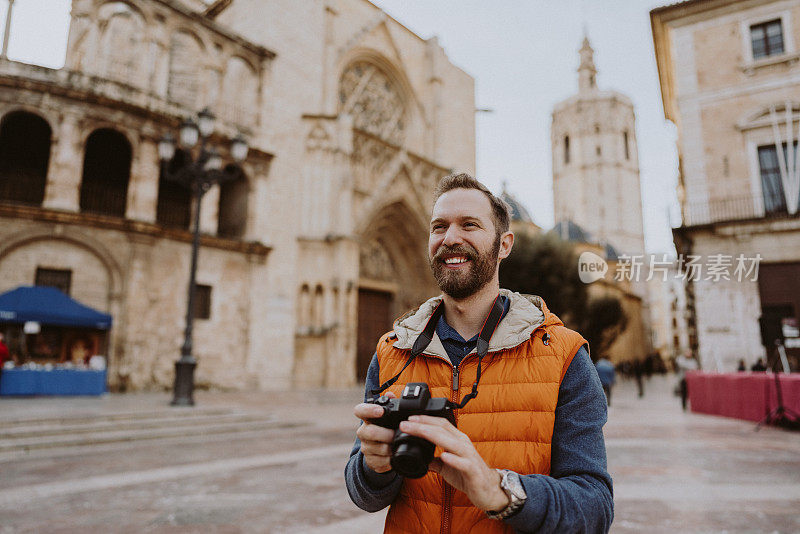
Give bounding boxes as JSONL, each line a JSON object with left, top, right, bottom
{"left": 485, "top": 469, "right": 527, "bottom": 520}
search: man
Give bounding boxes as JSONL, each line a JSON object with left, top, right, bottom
{"left": 345, "top": 174, "right": 613, "bottom": 533}
{"left": 675, "top": 349, "right": 698, "bottom": 411}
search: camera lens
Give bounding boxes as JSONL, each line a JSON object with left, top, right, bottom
{"left": 391, "top": 431, "right": 435, "bottom": 479}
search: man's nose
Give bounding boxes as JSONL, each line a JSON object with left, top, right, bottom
{"left": 441, "top": 225, "right": 464, "bottom": 247}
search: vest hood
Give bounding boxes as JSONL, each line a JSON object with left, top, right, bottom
{"left": 391, "top": 290, "right": 564, "bottom": 361}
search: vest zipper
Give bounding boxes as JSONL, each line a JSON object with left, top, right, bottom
{"left": 441, "top": 360, "right": 460, "bottom": 534}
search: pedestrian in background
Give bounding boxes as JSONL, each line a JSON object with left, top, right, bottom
{"left": 675, "top": 350, "right": 698, "bottom": 411}
{"left": 595, "top": 357, "right": 616, "bottom": 406}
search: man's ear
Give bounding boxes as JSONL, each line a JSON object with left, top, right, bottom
{"left": 498, "top": 231, "right": 514, "bottom": 260}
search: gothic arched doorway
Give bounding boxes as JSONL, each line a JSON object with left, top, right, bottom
{"left": 356, "top": 201, "right": 436, "bottom": 380}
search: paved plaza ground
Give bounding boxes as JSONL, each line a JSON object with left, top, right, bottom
{"left": 0, "top": 375, "right": 798, "bottom": 533}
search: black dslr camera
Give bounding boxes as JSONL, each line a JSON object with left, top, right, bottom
{"left": 367, "top": 382, "right": 455, "bottom": 479}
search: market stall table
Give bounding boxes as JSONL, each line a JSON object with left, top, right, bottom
{"left": 0, "top": 368, "right": 107, "bottom": 396}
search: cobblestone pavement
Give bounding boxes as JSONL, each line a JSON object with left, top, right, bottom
{"left": 0, "top": 375, "right": 798, "bottom": 533}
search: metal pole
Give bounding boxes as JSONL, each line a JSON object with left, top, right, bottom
{"left": 171, "top": 178, "right": 203, "bottom": 406}
{"left": 2, "top": 0, "right": 15, "bottom": 59}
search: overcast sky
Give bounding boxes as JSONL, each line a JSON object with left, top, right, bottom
{"left": 2, "top": 0, "right": 678, "bottom": 254}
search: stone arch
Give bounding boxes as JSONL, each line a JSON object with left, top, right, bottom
{"left": 168, "top": 30, "right": 205, "bottom": 108}
{"left": 355, "top": 199, "right": 436, "bottom": 380}
{"left": 358, "top": 199, "right": 436, "bottom": 317}
{"left": 220, "top": 56, "right": 258, "bottom": 125}
{"left": 0, "top": 110, "right": 52, "bottom": 207}
{"left": 312, "top": 284, "right": 325, "bottom": 330}
{"left": 336, "top": 47, "right": 423, "bottom": 128}
{"left": 79, "top": 128, "right": 132, "bottom": 217}
{"left": 96, "top": 1, "right": 148, "bottom": 87}
{"left": 297, "top": 284, "right": 311, "bottom": 331}
{"left": 738, "top": 101, "right": 800, "bottom": 130}
{"left": 337, "top": 52, "right": 416, "bottom": 145}
{"left": 0, "top": 228, "right": 124, "bottom": 304}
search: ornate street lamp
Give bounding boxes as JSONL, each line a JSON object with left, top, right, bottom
{"left": 159, "top": 108, "right": 249, "bottom": 406}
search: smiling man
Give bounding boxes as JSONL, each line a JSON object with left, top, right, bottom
{"left": 345, "top": 173, "right": 613, "bottom": 533}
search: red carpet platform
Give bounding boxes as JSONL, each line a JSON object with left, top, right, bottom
{"left": 686, "top": 371, "right": 800, "bottom": 423}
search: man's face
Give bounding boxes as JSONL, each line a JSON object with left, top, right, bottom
{"left": 428, "top": 188, "right": 503, "bottom": 299}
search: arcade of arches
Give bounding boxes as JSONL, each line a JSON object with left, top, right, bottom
{"left": 1, "top": 0, "right": 475, "bottom": 391}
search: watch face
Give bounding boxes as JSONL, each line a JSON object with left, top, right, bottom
{"left": 501, "top": 471, "right": 527, "bottom": 501}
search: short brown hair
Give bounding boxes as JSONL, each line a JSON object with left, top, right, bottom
{"left": 433, "top": 173, "right": 511, "bottom": 237}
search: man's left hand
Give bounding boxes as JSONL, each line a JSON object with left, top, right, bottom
{"left": 398, "top": 415, "right": 510, "bottom": 512}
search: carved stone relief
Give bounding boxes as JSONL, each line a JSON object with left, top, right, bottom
{"left": 359, "top": 239, "right": 395, "bottom": 282}
{"left": 339, "top": 61, "right": 405, "bottom": 145}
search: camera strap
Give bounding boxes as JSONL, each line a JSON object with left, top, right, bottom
{"left": 370, "top": 302, "right": 444, "bottom": 397}
{"left": 370, "top": 295, "right": 505, "bottom": 410}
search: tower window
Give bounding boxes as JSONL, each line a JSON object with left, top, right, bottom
{"left": 750, "top": 19, "right": 784, "bottom": 59}
{"left": 596, "top": 145, "right": 601, "bottom": 157}
{"left": 623, "top": 131, "right": 630, "bottom": 160}
{"left": 564, "top": 135, "right": 570, "bottom": 165}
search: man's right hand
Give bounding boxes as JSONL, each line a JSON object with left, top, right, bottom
{"left": 354, "top": 391, "right": 397, "bottom": 474}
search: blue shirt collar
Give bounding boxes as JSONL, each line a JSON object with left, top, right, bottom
{"left": 436, "top": 295, "right": 511, "bottom": 344}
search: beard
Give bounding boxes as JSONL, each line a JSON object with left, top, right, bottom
{"left": 430, "top": 237, "right": 501, "bottom": 299}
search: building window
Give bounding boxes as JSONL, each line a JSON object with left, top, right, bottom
{"left": 564, "top": 135, "right": 570, "bottom": 165}
{"left": 80, "top": 128, "right": 131, "bottom": 217}
{"left": 157, "top": 149, "right": 192, "bottom": 230}
{"left": 193, "top": 284, "right": 212, "bottom": 320}
{"left": 623, "top": 131, "right": 630, "bottom": 160}
{"left": 217, "top": 165, "right": 248, "bottom": 239}
{"left": 758, "top": 142, "right": 798, "bottom": 214}
{"left": 0, "top": 111, "right": 51, "bottom": 206}
{"left": 750, "top": 19, "right": 784, "bottom": 60}
{"left": 35, "top": 267, "right": 72, "bottom": 295}
{"left": 596, "top": 145, "right": 601, "bottom": 157}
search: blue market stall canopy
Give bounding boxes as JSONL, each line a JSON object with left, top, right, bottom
{"left": 0, "top": 286, "right": 112, "bottom": 330}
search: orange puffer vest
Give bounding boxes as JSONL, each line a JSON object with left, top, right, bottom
{"left": 376, "top": 291, "right": 587, "bottom": 534}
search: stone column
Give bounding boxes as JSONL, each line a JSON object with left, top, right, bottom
{"left": 125, "top": 138, "right": 159, "bottom": 222}
{"left": 43, "top": 113, "right": 82, "bottom": 212}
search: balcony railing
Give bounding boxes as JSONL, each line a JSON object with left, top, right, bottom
{"left": 79, "top": 184, "right": 128, "bottom": 218}
{"left": 681, "top": 191, "right": 799, "bottom": 226}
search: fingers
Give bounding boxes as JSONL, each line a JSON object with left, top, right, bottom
{"left": 353, "top": 402, "right": 385, "bottom": 421}
{"left": 352, "top": 391, "right": 396, "bottom": 422}
{"left": 357, "top": 425, "right": 394, "bottom": 474}
{"left": 398, "top": 417, "right": 468, "bottom": 455}
{"left": 356, "top": 421, "right": 395, "bottom": 444}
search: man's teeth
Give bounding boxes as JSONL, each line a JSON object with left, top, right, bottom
{"left": 444, "top": 257, "right": 468, "bottom": 264}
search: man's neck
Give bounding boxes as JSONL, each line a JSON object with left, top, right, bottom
{"left": 441, "top": 281, "right": 501, "bottom": 340}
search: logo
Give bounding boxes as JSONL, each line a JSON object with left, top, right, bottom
{"left": 578, "top": 251, "right": 608, "bottom": 284}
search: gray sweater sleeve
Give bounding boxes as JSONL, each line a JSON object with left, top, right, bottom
{"left": 504, "top": 346, "right": 614, "bottom": 533}
{"left": 344, "top": 353, "right": 403, "bottom": 512}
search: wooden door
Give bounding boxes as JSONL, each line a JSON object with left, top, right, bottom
{"left": 356, "top": 288, "right": 393, "bottom": 382}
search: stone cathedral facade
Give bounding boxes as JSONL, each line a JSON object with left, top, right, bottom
{"left": 0, "top": 0, "right": 475, "bottom": 390}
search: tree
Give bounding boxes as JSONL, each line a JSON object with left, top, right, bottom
{"left": 499, "top": 232, "right": 627, "bottom": 362}
{"left": 499, "top": 232, "right": 587, "bottom": 326}
{"left": 580, "top": 295, "right": 628, "bottom": 360}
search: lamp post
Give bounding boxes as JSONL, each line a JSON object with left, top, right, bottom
{"left": 158, "top": 108, "right": 249, "bottom": 406}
